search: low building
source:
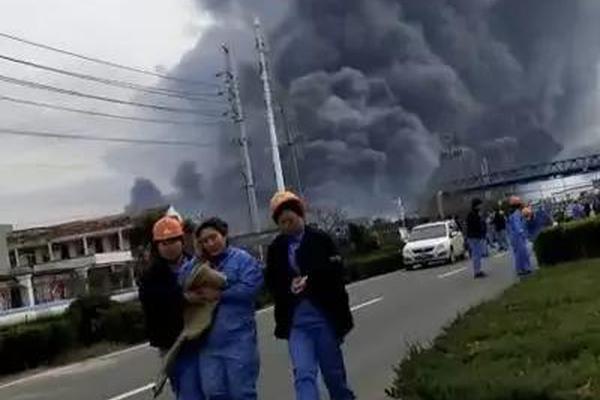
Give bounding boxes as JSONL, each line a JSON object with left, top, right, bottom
{"left": 0, "top": 212, "right": 144, "bottom": 311}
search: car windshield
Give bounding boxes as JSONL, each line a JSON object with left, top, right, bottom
{"left": 409, "top": 225, "right": 447, "bottom": 242}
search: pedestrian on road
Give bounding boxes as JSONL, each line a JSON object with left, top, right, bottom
{"left": 466, "top": 198, "right": 487, "bottom": 279}
{"left": 492, "top": 208, "right": 509, "bottom": 252}
{"left": 195, "top": 217, "right": 264, "bottom": 400}
{"left": 266, "top": 191, "right": 356, "bottom": 400}
{"left": 507, "top": 196, "right": 533, "bottom": 277}
{"left": 139, "top": 216, "right": 205, "bottom": 400}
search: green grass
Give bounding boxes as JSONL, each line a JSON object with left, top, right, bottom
{"left": 387, "top": 259, "right": 600, "bottom": 400}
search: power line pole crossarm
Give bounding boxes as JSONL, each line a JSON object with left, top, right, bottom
{"left": 254, "top": 17, "right": 286, "bottom": 192}
{"left": 221, "top": 45, "right": 261, "bottom": 233}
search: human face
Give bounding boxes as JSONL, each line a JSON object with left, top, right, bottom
{"left": 197, "top": 227, "right": 227, "bottom": 259}
{"left": 157, "top": 237, "right": 183, "bottom": 263}
{"left": 277, "top": 209, "right": 305, "bottom": 236}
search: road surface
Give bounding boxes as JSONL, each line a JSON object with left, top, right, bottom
{"left": 0, "top": 253, "right": 518, "bottom": 400}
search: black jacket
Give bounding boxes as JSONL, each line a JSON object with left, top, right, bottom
{"left": 466, "top": 210, "right": 486, "bottom": 239}
{"left": 138, "top": 257, "right": 186, "bottom": 350}
{"left": 266, "top": 226, "right": 354, "bottom": 340}
{"left": 492, "top": 212, "right": 507, "bottom": 231}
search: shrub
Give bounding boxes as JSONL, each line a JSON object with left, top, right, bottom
{"left": 534, "top": 217, "right": 600, "bottom": 265}
{"left": 99, "top": 302, "right": 146, "bottom": 344}
{"left": 67, "top": 294, "right": 117, "bottom": 345}
{"left": 346, "top": 248, "right": 403, "bottom": 282}
{"left": 0, "top": 317, "right": 76, "bottom": 374}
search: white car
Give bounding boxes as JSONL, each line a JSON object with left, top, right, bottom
{"left": 403, "top": 221, "right": 466, "bottom": 269}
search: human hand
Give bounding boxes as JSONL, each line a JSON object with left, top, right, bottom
{"left": 291, "top": 276, "right": 308, "bottom": 295}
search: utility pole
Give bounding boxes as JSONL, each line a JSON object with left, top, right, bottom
{"left": 279, "top": 102, "right": 303, "bottom": 196}
{"left": 254, "top": 17, "right": 285, "bottom": 192}
{"left": 221, "top": 44, "right": 261, "bottom": 233}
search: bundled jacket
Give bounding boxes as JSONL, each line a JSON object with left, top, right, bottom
{"left": 153, "top": 259, "right": 227, "bottom": 397}
{"left": 139, "top": 255, "right": 189, "bottom": 350}
{"left": 266, "top": 226, "right": 354, "bottom": 340}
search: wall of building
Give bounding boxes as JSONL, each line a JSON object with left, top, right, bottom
{"left": 0, "top": 225, "right": 12, "bottom": 275}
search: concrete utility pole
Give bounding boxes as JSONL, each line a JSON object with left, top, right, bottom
{"left": 279, "top": 102, "right": 303, "bottom": 196}
{"left": 221, "top": 44, "right": 261, "bottom": 233}
{"left": 254, "top": 17, "right": 285, "bottom": 192}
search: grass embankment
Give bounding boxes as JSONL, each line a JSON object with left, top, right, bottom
{"left": 388, "top": 259, "right": 600, "bottom": 400}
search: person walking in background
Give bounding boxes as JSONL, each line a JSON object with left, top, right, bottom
{"left": 195, "top": 217, "right": 264, "bottom": 400}
{"left": 266, "top": 191, "right": 355, "bottom": 400}
{"left": 492, "top": 208, "right": 508, "bottom": 252}
{"left": 466, "top": 198, "right": 487, "bottom": 279}
{"left": 507, "top": 196, "right": 533, "bottom": 277}
{"left": 139, "top": 216, "right": 205, "bottom": 400}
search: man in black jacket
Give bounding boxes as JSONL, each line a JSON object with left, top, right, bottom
{"left": 266, "top": 191, "right": 355, "bottom": 400}
{"left": 466, "top": 198, "right": 487, "bottom": 279}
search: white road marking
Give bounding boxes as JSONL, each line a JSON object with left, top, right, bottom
{"left": 351, "top": 297, "right": 383, "bottom": 312}
{"left": 438, "top": 267, "right": 468, "bottom": 279}
{"left": 0, "top": 343, "right": 150, "bottom": 391}
{"left": 1, "top": 285, "right": 387, "bottom": 394}
{"left": 106, "top": 383, "right": 154, "bottom": 400}
{"left": 105, "top": 296, "right": 385, "bottom": 400}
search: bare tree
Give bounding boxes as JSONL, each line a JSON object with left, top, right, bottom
{"left": 309, "top": 207, "right": 348, "bottom": 236}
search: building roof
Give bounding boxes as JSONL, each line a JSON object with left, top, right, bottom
{"left": 7, "top": 206, "right": 168, "bottom": 247}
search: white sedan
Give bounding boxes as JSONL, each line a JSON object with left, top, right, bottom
{"left": 403, "top": 221, "right": 466, "bottom": 269}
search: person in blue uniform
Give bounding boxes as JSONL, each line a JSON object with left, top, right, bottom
{"left": 466, "top": 198, "right": 487, "bottom": 279}
{"left": 139, "top": 216, "right": 205, "bottom": 400}
{"left": 195, "top": 217, "right": 264, "bottom": 400}
{"left": 266, "top": 191, "right": 355, "bottom": 400}
{"left": 507, "top": 197, "right": 533, "bottom": 277}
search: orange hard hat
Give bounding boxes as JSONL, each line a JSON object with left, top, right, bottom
{"left": 152, "top": 216, "right": 184, "bottom": 242}
{"left": 509, "top": 196, "right": 522, "bottom": 206}
{"left": 270, "top": 190, "right": 304, "bottom": 219}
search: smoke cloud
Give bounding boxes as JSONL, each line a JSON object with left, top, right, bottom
{"left": 120, "top": 0, "right": 600, "bottom": 227}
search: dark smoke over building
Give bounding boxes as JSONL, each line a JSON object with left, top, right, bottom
{"left": 122, "top": 0, "right": 600, "bottom": 226}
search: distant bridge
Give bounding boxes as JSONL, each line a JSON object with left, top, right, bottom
{"left": 443, "top": 153, "right": 600, "bottom": 194}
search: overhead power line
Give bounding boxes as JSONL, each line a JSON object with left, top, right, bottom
{"left": 0, "top": 53, "right": 224, "bottom": 101}
{"left": 0, "top": 73, "right": 226, "bottom": 117}
{"left": 0, "top": 128, "right": 218, "bottom": 147}
{"left": 0, "top": 31, "right": 219, "bottom": 88}
{"left": 0, "top": 95, "right": 226, "bottom": 126}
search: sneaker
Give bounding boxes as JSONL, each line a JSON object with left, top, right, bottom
{"left": 474, "top": 271, "right": 487, "bottom": 279}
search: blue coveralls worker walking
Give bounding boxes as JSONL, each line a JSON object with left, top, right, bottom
{"left": 139, "top": 216, "right": 206, "bottom": 400}
{"left": 507, "top": 196, "right": 533, "bottom": 277}
{"left": 195, "top": 217, "right": 264, "bottom": 400}
{"left": 466, "top": 198, "right": 487, "bottom": 279}
{"left": 266, "top": 191, "right": 356, "bottom": 400}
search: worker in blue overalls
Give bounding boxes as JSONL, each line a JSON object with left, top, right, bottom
{"left": 266, "top": 191, "right": 355, "bottom": 400}
{"left": 195, "top": 217, "right": 264, "bottom": 400}
{"left": 507, "top": 196, "right": 533, "bottom": 277}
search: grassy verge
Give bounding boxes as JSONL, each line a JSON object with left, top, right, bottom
{"left": 387, "top": 259, "right": 600, "bottom": 400}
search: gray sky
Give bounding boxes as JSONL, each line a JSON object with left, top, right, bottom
{"left": 0, "top": 0, "right": 212, "bottom": 227}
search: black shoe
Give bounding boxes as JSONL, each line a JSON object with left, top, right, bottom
{"left": 474, "top": 271, "right": 487, "bottom": 279}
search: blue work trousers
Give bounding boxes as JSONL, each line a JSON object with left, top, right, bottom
{"left": 288, "top": 302, "right": 355, "bottom": 400}
{"left": 169, "top": 343, "right": 204, "bottom": 400}
{"left": 468, "top": 238, "right": 485, "bottom": 275}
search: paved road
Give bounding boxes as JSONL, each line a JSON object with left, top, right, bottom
{"left": 0, "top": 253, "right": 518, "bottom": 400}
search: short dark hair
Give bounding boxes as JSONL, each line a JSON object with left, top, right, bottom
{"left": 273, "top": 199, "right": 305, "bottom": 223}
{"left": 195, "top": 217, "right": 229, "bottom": 238}
{"left": 471, "top": 198, "right": 483, "bottom": 209}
